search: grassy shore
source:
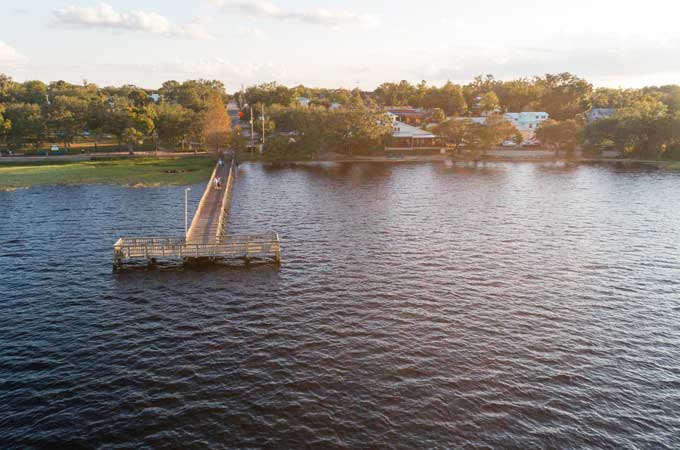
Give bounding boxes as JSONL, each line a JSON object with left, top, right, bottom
{"left": 0, "top": 157, "right": 215, "bottom": 191}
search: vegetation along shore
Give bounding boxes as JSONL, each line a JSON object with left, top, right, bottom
{"left": 0, "top": 157, "right": 215, "bottom": 191}
{"left": 2, "top": 72, "right": 680, "bottom": 168}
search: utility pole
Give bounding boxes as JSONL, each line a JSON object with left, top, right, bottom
{"left": 261, "top": 104, "right": 266, "bottom": 145}
{"left": 250, "top": 106, "right": 255, "bottom": 151}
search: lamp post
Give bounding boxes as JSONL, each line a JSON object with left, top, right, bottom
{"left": 184, "top": 188, "right": 191, "bottom": 239}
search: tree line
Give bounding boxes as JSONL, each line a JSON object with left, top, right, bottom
{"left": 2, "top": 72, "right": 680, "bottom": 159}
{"left": 0, "top": 75, "right": 231, "bottom": 151}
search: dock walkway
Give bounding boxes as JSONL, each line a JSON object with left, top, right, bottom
{"left": 113, "top": 155, "right": 281, "bottom": 269}
{"left": 186, "top": 159, "right": 232, "bottom": 245}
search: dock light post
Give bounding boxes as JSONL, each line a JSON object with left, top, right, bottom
{"left": 184, "top": 188, "right": 191, "bottom": 239}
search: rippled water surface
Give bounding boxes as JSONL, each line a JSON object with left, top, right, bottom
{"left": 1, "top": 162, "right": 680, "bottom": 449}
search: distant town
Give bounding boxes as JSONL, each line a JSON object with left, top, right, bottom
{"left": 1, "top": 72, "right": 679, "bottom": 163}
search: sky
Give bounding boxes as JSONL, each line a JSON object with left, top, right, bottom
{"left": 2, "top": 0, "right": 680, "bottom": 91}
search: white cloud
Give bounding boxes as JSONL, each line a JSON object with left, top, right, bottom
{"left": 211, "top": 0, "right": 380, "bottom": 29}
{"left": 52, "top": 3, "right": 215, "bottom": 40}
{"left": 391, "top": 35, "right": 680, "bottom": 87}
{"left": 0, "top": 41, "right": 22, "bottom": 63}
{"left": 158, "top": 57, "right": 288, "bottom": 81}
{"left": 236, "top": 26, "right": 268, "bottom": 40}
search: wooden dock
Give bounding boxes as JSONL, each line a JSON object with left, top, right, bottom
{"left": 113, "top": 156, "right": 281, "bottom": 270}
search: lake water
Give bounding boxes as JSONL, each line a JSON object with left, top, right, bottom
{"left": 1, "top": 161, "right": 679, "bottom": 449}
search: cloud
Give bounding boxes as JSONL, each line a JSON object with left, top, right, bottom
{"left": 52, "top": 3, "right": 215, "bottom": 40}
{"left": 236, "top": 26, "right": 268, "bottom": 40}
{"left": 157, "top": 57, "right": 288, "bottom": 81}
{"left": 0, "top": 41, "right": 22, "bottom": 63}
{"left": 211, "top": 0, "right": 380, "bottom": 29}
{"left": 406, "top": 35, "right": 680, "bottom": 85}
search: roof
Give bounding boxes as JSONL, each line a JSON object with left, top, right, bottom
{"left": 504, "top": 112, "right": 549, "bottom": 120}
{"left": 392, "top": 122, "right": 436, "bottom": 139}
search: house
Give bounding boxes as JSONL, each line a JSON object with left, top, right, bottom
{"left": 329, "top": 102, "right": 342, "bottom": 110}
{"left": 385, "top": 107, "right": 431, "bottom": 125}
{"left": 387, "top": 115, "right": 442, "bottom": 152}
{"left": 586, "top": 108, "right": 616, "bottom": 124}
{"left": 298, "top": 97, "right": 311, "bottom": 107}
{"left": 503, "top": 112, "right": 549, "bottom": 138}
{"left": 148, "top": 93, "right": 161, "bottom": 103}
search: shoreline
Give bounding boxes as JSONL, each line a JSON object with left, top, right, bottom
{"left": 1, "top": 155, "right": 677, "bottom": 192}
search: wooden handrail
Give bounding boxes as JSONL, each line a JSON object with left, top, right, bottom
{"left": 186, "top": 161, "right": 220, "bottom": 240}
{"left": 215, "top": 157, "right": 236, "bottom": 242}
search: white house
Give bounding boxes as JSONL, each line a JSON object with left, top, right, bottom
{"left": 298, "top": 97, "right": 311, "bottom": 107}
{"left": 503, "top": 112, "right": 549, "bottom": 138}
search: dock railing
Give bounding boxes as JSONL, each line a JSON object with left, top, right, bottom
{"left": 113, "top": 155, "right": 282, "bottom": 270}
{"left": 216, "top": 157, "right": 236, "bottom": 242}
{"left": 113, "top": 232, "right": 281, "bottom": 267}
{"left": 186, "top": 160, "right": 220, "bottom": 239}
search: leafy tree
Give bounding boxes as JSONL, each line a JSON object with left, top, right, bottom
{"left": 244, "top": 82, "right": 295, "bottom": 107}
{"left": 423, "top": 82, "right": 467, "bottom": 116}
{"left": 431, "top": 108, "right": 446, "bottom": 123}
{"left": 122, "top": 127, "right": 144, "bottom": 151}
{"left": 159, "top": 79, "right": 227, "bottom": 112}
{"left": 374, "top": 80, "right": 416, "bottom": 106}
{"left": 536, "top": 119, "right": 583, "bottom": 156}
{"left": 496, "top": 78, "right": 541, "bottom": 112}
{"left": 0, "top": 105, "right": 10, "bottom": 143}
{"left": 47, "top": 95, "right": 89, "bottom": 147}
{"left": 154, "top": 102, "right": 196, "bottom": 148}
{"left": 479, "top": 92, "right": 501, "bottom": 114}
{"left": 434, "top": 118, "right": 477, "bottom": 154}
{"left": 535, "top": 73, "right": 592, "bottom": 121}
{"left": 3, "top": 103, "right": 46, "bottom": 147}
{"left": 202, "top": 95, "right": 231, "bottom": 152}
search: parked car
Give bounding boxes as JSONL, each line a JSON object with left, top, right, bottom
{"left": 502, "top": 140, "right": 518, "bottom": 147}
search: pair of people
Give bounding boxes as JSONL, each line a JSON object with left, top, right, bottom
{"left": 213, "top": 177, "right": 222, "bottom": 189}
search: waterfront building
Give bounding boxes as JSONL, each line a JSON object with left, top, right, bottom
{"left": 386, "top": 114, "right": 441, "bottom": 152}
{"left": 385, "top": 107, "right": 431, "bottom": 125}
{"left": 503, "top": 112, "right": 549, "bottom": 138}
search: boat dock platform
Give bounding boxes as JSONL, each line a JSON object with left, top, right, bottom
{"left": 113, "top": 156, "right": 281, "bottom": 270}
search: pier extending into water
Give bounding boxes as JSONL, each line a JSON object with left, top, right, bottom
{"left": 113, "top": 156, "right": 281, "bottom": 270}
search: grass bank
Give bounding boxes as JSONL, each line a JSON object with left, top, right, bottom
{"left": 0, "top": 157, "right": 216, "bottom": 191}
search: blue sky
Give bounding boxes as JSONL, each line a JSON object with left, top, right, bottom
{"left": 2, "top": 1, "right": 680, "bottom": 91}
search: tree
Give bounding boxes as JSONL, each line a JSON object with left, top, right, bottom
{"left": 122, "top": 127, "right": 144, "bottom": 151}
{"left": 3, "top": 103, "right": 46, "bottom": 147}
{"left": 479, "top": 92, "right": 500, "bottom": 115}
{"left": 154, "top": 102, "right": 196, "bottom": 148}
{"left": 434, "top": 119, "right": 476, "bottom": 154}
{"left": 159, "top": 79, "right": 227, "bottom": 112}
{"left": 476, "top": 116, "right": 517, "bottom": 155}
{"left": 431, "top": 108, "right": 446, "bottom": 123}
{"left": 496, "top": 78, "right": 541, "bottom": 112}
{"left": 535, "top": 73, "right": 592, "bottom": 121}
{"left": 374, "top": 80, "right": 416, "bottom": 106}
{"left": 0, "top": 105, "right": 10, "bottom": 144}
{"left": 47, "top": 95, "right": 89, "bottom": 147}
{"left": 536, "top": 119, "right": 583, "bottom": 156}
{"left": 202, "top": 95, "right": 231, "bottom": 152}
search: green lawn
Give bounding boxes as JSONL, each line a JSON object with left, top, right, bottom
{"left": 0, "top": 157, "right": 216, "bottom": 191}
